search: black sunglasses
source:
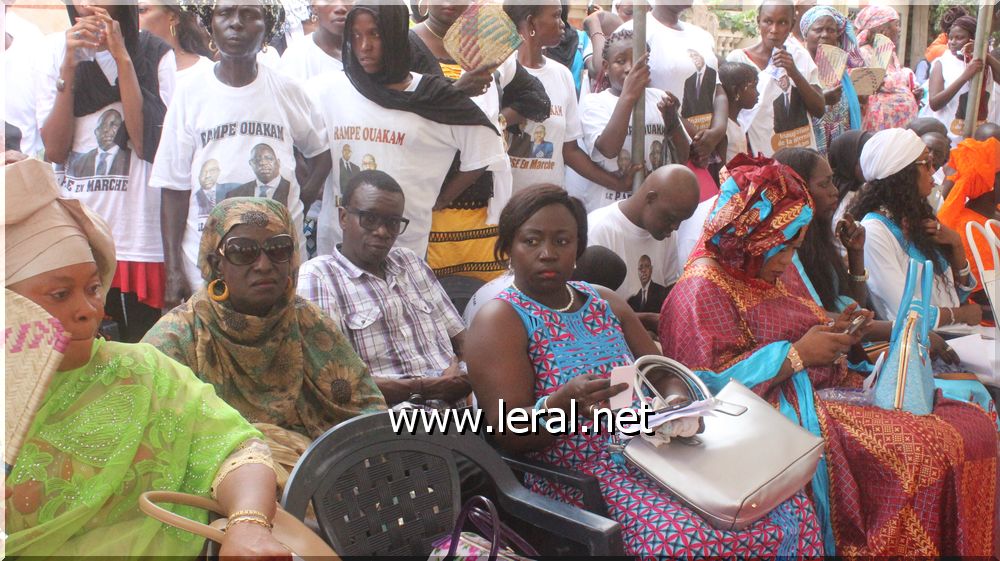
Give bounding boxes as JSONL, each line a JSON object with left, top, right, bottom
{"left": 344, "top": 207, "right": 409, "bottom": 235}
{"left": 218, "top": 234, "right": 294, "bottom": 266}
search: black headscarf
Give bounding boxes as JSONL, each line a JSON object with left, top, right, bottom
{"left": 542, "top": 4, "right": 578, "bottom": 70}
{"left": 185, "top": 0, "right": 286, "bottom": 48}
{"left": 828, "top": 129, "right": 872, "bottom": 201}
{"left": 342, "top": 2, "right": 496, "bottom": 132}
{"left": 66, "top": 4, "right": 171, "bottom": 163}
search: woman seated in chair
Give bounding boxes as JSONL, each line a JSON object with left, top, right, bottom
{"left": 466, "top": 185, "right": 824, "bottom": 557}
{"left": 5, "top": 160, "right": 288, "bottom": 557}
{"left": 143, "top": 198, "right": 386, "bottom": 477}
{"left": 660, "top": 153, "right": 998, "bottom": 556}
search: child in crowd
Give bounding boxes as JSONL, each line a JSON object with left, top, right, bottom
{"left": 719, "top": 61, "right": 759, "bottom": 164}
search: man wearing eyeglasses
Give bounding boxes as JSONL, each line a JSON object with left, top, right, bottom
{"left": 297, "top": 170, "right": 470, "bottom": 408}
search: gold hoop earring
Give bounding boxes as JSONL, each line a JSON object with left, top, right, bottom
{"left": 529, "top": 29, "right": 536, "bottom": 37}
{"left": 418, "top": 0, "right": 428, "bottom": 18}
{"left": 261, "top": 41, "right": 269, "bottom": 53}
{"left": 310, "top": 13, "right": 318, "bottom": 22}
{"left": 170, "top": 23, "right": 176, "bottom": 37}
{"left": 208, "top": 279, "right": 229, "bottom": 302}
{"left": 209, "top": 38, "right": 217, "bottom": 51}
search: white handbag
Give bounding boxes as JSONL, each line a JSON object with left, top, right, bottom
{"left": 623, "top": 355, "right": 824, "bottom": 531}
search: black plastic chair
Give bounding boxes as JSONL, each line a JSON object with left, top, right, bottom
{"left": 436, "top": 275, "right": 486, "bottom": 317}
{"left": 499, "top": 452, "right": 610, "bottom": 518}
{"left": 281, "top": 411, "right": 624, "bottom": 556}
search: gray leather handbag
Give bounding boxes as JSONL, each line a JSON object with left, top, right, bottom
{"left": 623, "top": 355, "right": 824, "bottom": 531}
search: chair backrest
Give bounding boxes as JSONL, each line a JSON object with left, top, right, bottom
{"left": 966, "top": 219, "right": 999, "bottom": 335}
{"left": 437, "top": 275, "right": 486, "bottom": 316}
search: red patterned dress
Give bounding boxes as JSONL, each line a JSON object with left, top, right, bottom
{"left": 497, "top": 281, "right": 825, "bottom": 557}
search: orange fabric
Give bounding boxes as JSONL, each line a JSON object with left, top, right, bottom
{"left": 924, "top": 33, "right": 948, "bottom": 63}
{"left": 939, "top": 137, "right": 1000, "bottom": 290}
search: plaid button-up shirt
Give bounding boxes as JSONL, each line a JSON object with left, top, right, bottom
{"left": 297, "top": 246, "right": 464, "bottom": 379}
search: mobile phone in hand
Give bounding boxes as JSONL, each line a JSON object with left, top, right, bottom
{"left": 843, "top": 314, "right": 866, "bottom": 336}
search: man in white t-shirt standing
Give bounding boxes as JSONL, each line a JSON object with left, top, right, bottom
{"left": 587, "top": 165, "right": 700, "bottom": 332}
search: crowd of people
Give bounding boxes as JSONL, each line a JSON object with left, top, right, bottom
{"left": 3, "top": 0, "right": 999, "bottom": 557}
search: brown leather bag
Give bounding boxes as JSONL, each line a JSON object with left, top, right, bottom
{"left": 139, "top": 491, "right": 339, "bottom": 559}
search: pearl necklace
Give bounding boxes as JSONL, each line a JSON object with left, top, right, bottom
{"left": 512, "top": 282, "right": 575, "bottom": 312}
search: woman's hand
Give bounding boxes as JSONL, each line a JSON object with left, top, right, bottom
{"left": 622, "top": 52, "right": 651, "bottom": 103}
{"left": 960, "top": 57, "right": 985, "bottom": 82}
{"left": 922, "top": 218, "right": 962, "bottom": 249}
{"left": 219, "top": 522, "right": 291, "bottom": 560}
{"left": 550, "top": 373, "right": 629, "bottom": 416}
{"left": 954, "top": 301, "right": 984, "bottom": 326}
{"left": 91, "top": 7, "right": 130, "bottom": 64}
{"left": 928, "top": 331, "right": 960, "bottom": 364}
{"left": 836, "top": 213, "right": 866, "bottom": 253}
{"left": 830, "top": 303, "right": 875, "bottom": 340}
{"left": 794, "top": 324, "right": 855, "bottom": 367}
{"left": 823, "top": 83, "right": 843, "bottom": 106}
{"left": 657, "top": 91, "right": 681, "bottom": 132}
{"left": 452, "top": 63, "right": 495, "bottom": 97}
{"left": 772, "top": 47, "right": 801, "bottom": 80}
{"left": 63, "top": 15, "right": 102, "bottom": 69}
{"left": 613, "top": 162, "right": 644, "bottom": 192}
{"left": 911, "top": 86, "right": 925, "bottom": 108}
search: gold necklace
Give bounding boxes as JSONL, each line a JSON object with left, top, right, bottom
{"left": 512, "top": 282, "right": 575, "bottom": 312}
{"left": 423, "top": 22, "right": 446, "bottom": 40}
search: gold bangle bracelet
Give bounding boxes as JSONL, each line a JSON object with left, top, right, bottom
{"left": 787, "top": 345, "right": 805, "bottom": 373}
{"left": 227, "top": 509, "right": 271, "bottom": 521}
{"left": 226, "top": 516, "right": 273, "bottom": 532}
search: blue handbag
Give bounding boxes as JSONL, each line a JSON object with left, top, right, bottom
{"left": 872, "top": 259, "right": 936, "bottom": 415}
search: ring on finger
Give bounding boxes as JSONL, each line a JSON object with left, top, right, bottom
{"left": 936, "top": 222, "right": 941, "bottom": 232}
{"left": 73, "top": 31, "right": 82, "bottom": 39}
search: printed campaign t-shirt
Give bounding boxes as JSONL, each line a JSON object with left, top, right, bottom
{"left": 620, "top": 16, "right": 719, "bottom": 133}
{"left": 587, "top": 201, "right": 680, "bottom": 314}
{"left": 727, "top": 43, "right": 819, "bottom": 157}
{"left": 308, "top": 71, "right": 506, "bottom": 258}
{"left": 150, "top": 62, "right": 326, "bottom": 288}
{"left": 278, "top": 33, "right": 344, "bottom": 82}
{"left": 507, "top": 57, "right": 582, "bottom": 193}
{"left": 4, "top": 13, "right": 45, "bottom": 156}
{"left": 37, "top": 35, "right": 176, "bottom": 263}
{"left": 579, "top": 88, "right": 673, "bottom": 212}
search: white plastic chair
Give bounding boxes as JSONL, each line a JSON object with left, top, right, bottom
{"left": 966, "top": 219, "right": 1000, "bottom": 342}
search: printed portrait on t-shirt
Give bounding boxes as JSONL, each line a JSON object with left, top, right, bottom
{"left": 771, "top": 75, "right": 808, "bottom": 134}
{"left": 616, "top": 149, "right": 631, "bottom": 177}
{"left": 361, "top": 153, "right": 378, "bottom": 171}
{"left": 338, "top": 143, "right": 361, "bottom": 189}
{"left": 224, "top": 143, "right": 290, "bottom": 206}
{"left": 528, "top": 125, "right": 554, "bottom": 159}
{"left": 681, "top": 49, "right": 717, "bottom": 127}
{"left": 626, "top": 254, "right": 668, "bottom": 313}
{"left": 649, "top": 140, "right": 664, "bottom": 171}
{"left": 67, "top": 108, "right": 132, "bottom": 179}
{"left": 195, "top": 159, "right": 220, "bottom": 215}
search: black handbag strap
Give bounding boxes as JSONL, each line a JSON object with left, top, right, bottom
{"left": 445, "top": 495, "right": 538, "bottom": 559}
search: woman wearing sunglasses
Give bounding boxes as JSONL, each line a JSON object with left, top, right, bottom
{"left": 143, "top": 197, "right": 386, "bottom": 479}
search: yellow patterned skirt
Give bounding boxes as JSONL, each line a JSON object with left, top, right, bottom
{"left": 427, "top": 207, "right": 506, "bottom": 282}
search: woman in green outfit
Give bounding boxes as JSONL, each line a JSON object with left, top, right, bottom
{"left": 4, "top": 159, "right": 289, "bottom": 557}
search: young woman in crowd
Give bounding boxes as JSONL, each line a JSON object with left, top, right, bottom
{"left": 407, "top": 0, "right": 550, "bottom": 281}
{"left": 307, "top": 1, "right": 505, "bottom": 275}
{"left": 143, "top": 198, "right": 385, "bottom": 451}
{"left": 4, "top": 159, "right": 288, "bottom": 558}
{"left": 138, "top": 1, "right": 213, "bottom": 81}
{"left": 799, "top": 6, "right": 862, "bottom": 154}
{"left": 620, "top": 1, "right": 728, "bottom": 186}
{"left": 850, "top": 128, "right": 983, "bottom": 333}
{"left": 152, "top": 1, "right": 331, "bottom": 310}
{"left": 826, "top": 129, "right": 871, "bottom": 230}
{"left": 853, "top": 6, "right": 921, "bottom": 132}
{"left": 726, "top": 0, "right": 824, "bottom": 156}
{"left": 579, "top": 29, "right": 689, "bottom": 210}
{"left": 278, "top": 0, "right": 350, "bottom": 80}
{"left": 718, "top": 61, "right": 758, "bottom": 163}
{"left": 467, "top": 185, "right": 824, "bottom": 557}
{"left": 38, "top": 2, "right": 174, "bottom": 342}
{"left": 504, "top": 1, "right": 637, "bottom": 195}
{"left": 925, "top": 14, "right": 1000, "bottom": 145}
{"left": 661, "top": 153, "right": 998, "bottom": 556}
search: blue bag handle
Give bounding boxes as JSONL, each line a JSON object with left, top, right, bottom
{"left": 891, "top": 259, "right": 920, "bottom": 341}
{"left": 918, "top": 259, "right": 933, "bottom": 345}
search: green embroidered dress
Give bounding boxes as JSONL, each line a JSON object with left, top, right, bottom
{"left": 5, "top": 339, "right": 259, "bottom": 557}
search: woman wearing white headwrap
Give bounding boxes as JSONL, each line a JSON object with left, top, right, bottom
{"left": 849, "top": 128, "right": 983, "bottom": 334}
{"left": 4, "top": 159, "right": 289, "bottom": 558}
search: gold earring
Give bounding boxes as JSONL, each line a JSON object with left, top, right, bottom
{"left": 208, "top": 279, "right": 229, "bottom": 302}
{"left": 170, "top": 23, "right": 176, "bottom": 37}
{"left": 209, "top": 38, "right": 217, "bottom": 51}
{"left": 262, "top": 41, "right": 269, "bottom": 53}
{"left": 418, "top": 0, "right": 429, "bottom": 18}
{"left": 529, "top": 29, "right": 536, "bottom": 37}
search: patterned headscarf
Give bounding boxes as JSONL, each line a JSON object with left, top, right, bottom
{"left": 853, "top": 5, "right": 898, "bottom": 46}
{"left": 799, "top": 6, "right": 864, "bottom": 67}
{"left": 693, "top": 154, "right": 815, "bottom": 281}
{"left": 197, "top": 196, "right": 298, "bottom": 285}
{"left": 145, "top": 196, "right": 386, "bottom": 439}
{"left": 183, "top": 0, "right": 286, "bottom": 45}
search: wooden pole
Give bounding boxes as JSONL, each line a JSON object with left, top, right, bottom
{"left": 963, "top": 4, "right": 994, "bottom": 138}
{"left": 631, "top": 1, "right": 647, "bottom": 193}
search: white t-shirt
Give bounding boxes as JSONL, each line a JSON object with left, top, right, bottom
{"left": 619, "top": 16, "right": 719, "bottom": 133}
{"left": 725, "top": 118, "right": 748, "bottom": 163}
{"left": 727, "top": 44, "right": 819, "bottom": 157}
{"left": 579, "top": 88, "right": 671, "bottom": 212}
{"left": 921, "top": 50, "right": 989, "bottom": 147}
{"left": 37, "top": 36, "right": 176, "bottom": 263}
{"left": 507, "top": 57, "right": 582, "bottom": 192}
{"left": 675, "top": 194, "right": 717, "bottom": 267}
{"left": 175, "top": 56, "right": 214, "bottom": 85}
{"left": 463, "top": 271, "right": 513, "bottom": 327}
{"left": 278, "top": 33, "right": 343, "bottom": 82}
{"left": 150, "top": 62, "right": 326, "bottom": 288}
{"left": 4, "top": 14, "right": 45, "bottom": 156}
{"left": 587, "top": 201, "right": 679, "bottom": 312}
{"left": 308, "top": 71, "right": 506, "bottom": 258}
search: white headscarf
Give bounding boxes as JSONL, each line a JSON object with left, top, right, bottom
{"left": 859, "top": 128, "right": 926, "bottom": 182}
